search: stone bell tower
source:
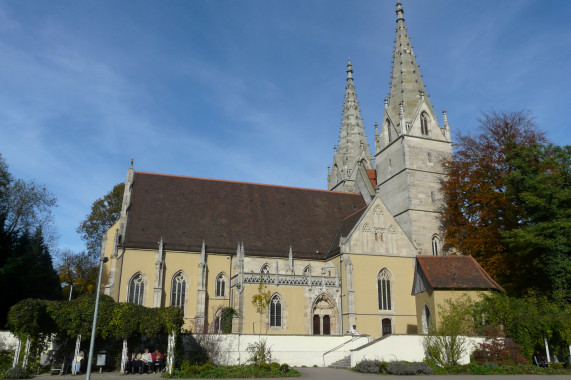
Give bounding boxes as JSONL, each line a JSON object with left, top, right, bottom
{"left": 374, "top": 1, "right": 453, "bottom": 255}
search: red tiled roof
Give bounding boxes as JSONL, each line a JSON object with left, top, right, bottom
{"left": 366, "top": 169, "right": 377, "bottom": 188}
{"left": 415, "top": 255, "right": 503, "bottom": 292}
{"left": 124, "top": 172, "right": 366, "bottom": 258}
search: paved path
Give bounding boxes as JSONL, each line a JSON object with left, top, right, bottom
{"left": 33, "top": 367, "right": 571, "bottom": 380}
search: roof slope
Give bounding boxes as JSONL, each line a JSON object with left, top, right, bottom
{"left": 413, "top": 255, "right": 503, "bottom": 294}
{"left": 124, "top": 172, "right": 366, "bottom": 258}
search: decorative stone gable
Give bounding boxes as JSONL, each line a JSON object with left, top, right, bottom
{"left": 340, "top": 196, "right": 417, "bottom": 256}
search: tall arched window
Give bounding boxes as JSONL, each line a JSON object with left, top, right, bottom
{"left": 420, "top": 112, "right": 430, "bottom": 136}
{"left": 128, "top": 273, "right": 145, "bottom": 305}
{"left": 377, "top": 268, "right": 392, "bottom": 310}
{"left": 269, "top": 295, "right": 282, "bottom": 327}
{"left": 432, "top": 236, "right": 440, "bottom": 256}
{"left": 171, "top": 272, "right": 186, "bottom": 309}
{"left": 386, "top": 119, "right": 392, "bottom": 142}
{"left": 216, "top": 273, "right": 226, "bottom": 297}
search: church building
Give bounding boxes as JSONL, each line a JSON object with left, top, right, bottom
{"left": 101, "top": 2, "right": 501, "bottom": 338}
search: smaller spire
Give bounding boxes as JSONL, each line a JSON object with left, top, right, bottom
{"left": 375, "top": 122, "right": 379, "bottom": 137}
{"left": 130, "top": 158, "right": 134, "bottom": 169}
{"left": 199, "top": 240, "right": 206, "bottom": 265}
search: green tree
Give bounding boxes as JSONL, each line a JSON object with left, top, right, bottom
{"left": 440, "top": 110, "right": 551, "bottom": 295}
{"left": 56, "top": 250, "right": 99, "bottom": 299}
{"left": 502, "top": 144, "right": 571, "bottom": 299}
{"left": 423, "top": 295, "right": 474, "bottom": 368}
{"left": 0, "top": 155, "right": 61, "bottom": 327}
{"left": 251, "top": 280, "right": 271, "bottom": 335}
{"left": 76, "top": 183, "right": 124, "bottom": 257}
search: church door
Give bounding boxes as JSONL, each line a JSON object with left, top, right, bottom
{"left": 313, "top": 315, "right": 320, "bottom": 335}
{"left": 323, "top": 315, "right": 330, "bottom": 335}
{"left": 382, "top": 318, "right": 391, "bottom": 336}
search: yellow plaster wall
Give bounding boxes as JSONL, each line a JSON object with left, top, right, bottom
{"left": 415, "top": 289, "right": 490, "bottom": 333}
{"left": 238, "top": 282, "right": 308, "bottom": 335}
{"left": 349, "top": 254, "right": 417, "bottom": 337}
{"left": 121, "top": 249, "right": 157, "bottom": 308}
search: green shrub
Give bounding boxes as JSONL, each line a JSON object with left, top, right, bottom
{"left": 386, "top": 361, "right": 433, "bottom": 375}
{"left": 279, "top": 363, "right": 290, "bottom": 373}
{"left": 199, "top": 362, "right": 214, "bottom": 372}
{"left": 354, "top": 359, "right": 383, "bottom": 373}
{"left": 3, "top": 366, "right": 28, "bottom": 379}
{"left": 550, "top": 362, "right": 564, "bottom": 370}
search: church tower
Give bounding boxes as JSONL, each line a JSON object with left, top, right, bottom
{"left": 374, "top": 1, "right": 452, "bottom": 255}
{"left": 328, "top": 60, "right": 374, "bottom": 194}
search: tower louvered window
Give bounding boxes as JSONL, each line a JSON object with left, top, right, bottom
{"left": 420, "top": 112, "right": 430, "bottom": 135}
{"left": 377, "top": 268, "right": 392, "bottom": 310}
{"left": 128, "top": 273, "right": 145, "bottom": 305}
{"left": 171, "top": 272, "right": 186, "bottom": 309}
{"left": 270, "top": 295, "right": 282, "bottom": 327}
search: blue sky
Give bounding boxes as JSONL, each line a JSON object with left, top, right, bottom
{"left": 1, "top": 0, "right": 570, "bottom": 255}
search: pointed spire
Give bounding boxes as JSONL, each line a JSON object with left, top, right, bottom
{"left": 328, "top": 60, "right": 374, "bottom": 191}
{"left": 288, "top": 246, "right": 293, "bottom": 269}
{"left": 387, "top": 1, "right": 436, "bottom": 125}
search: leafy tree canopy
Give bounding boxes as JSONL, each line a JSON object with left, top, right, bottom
{"left": 77, "top": 183, "right": 124, "bottom": 257}
{"left": 0, "top": 154, "right": 61, "bottom": 328}
{"left": 57, "top": 250, "right": 99, "bottom": 299}
{"left": 441, "top": 110, "right": 570, "bottom": 298}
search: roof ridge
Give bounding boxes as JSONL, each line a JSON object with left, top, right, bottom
{"left": 136, "top": 171, "right": 364, "bottom": 196}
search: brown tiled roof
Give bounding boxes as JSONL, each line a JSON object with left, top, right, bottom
{"left": 124, "top": 172, "right": 366, "bottom": 258}
{"left": 366, "top": 169, "right": 377, "bottom": 188}
{"left": 415, "top": 255, "right": 503, "bottom": 292}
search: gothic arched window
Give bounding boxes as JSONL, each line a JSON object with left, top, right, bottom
{"left": 269, "top": 295, "right": 282, "bottom": 327}
{"left": 432, "top": 236, "right": 440, "bottom": 256}
{"left": 420, "top": 112, "right": 430, "bottom": 136}
{"left": 377, "top": 268, "right": 392, "bottom": 310}
{"left": 260, "top": 264, "right": 271, "bottom": 283}
{"left": 171, "top": 272, "right": 186, "bottom": 309}
{"left": 216, "top": 273, "right": 226, "bottom": 297}
{"left": 128, "top": 273, "right": 145, "bottom": 305}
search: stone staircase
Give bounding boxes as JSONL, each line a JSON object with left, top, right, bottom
{"left": 328, "top": 355, "right": 351, "bottom": 368}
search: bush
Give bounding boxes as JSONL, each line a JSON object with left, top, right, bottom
{"left": 472, "top": 338, "right": 528, "bottom": 366}
{"left": 387, "top": 361, "right": 434, "bottom": 375}
{"left": 279, "top": 363, "right": 290, "bottom": 373}
{"left": 246, "top": 339, "right": 272, "bottom": 365}
{"left": 3, "top": 367, "right": 28, "bottom": 379}
{"left": 550, "top": 363, "right": 564, "bottom": 370}
{"left": 354, "top": 359, "right": 383, "bottom": 373}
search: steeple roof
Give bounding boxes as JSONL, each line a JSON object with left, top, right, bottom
{"left": 328, "top": 60, "right": 374, "bottom": 191}
{"left": 337, "top": 60, "right": 373, "bottom": 165}
{"left": 387, "top": 1, "right": 435, "bottom": 123}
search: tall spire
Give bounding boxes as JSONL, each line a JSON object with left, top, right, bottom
{"left": 328, "top": 60, "right": 374, "bottom": 192}
{"left": 387, "top": 1, "right": 435, "bottom": 125}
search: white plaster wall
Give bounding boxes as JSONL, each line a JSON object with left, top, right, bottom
{"left": 185, "top": 334, "right": 370, "bottom": 367}
{"left": 350, "top": 335, "right": 486, "bottom": 367}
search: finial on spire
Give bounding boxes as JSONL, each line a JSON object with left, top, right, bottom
{"left": 375, "top": 122, "right": 379, "bottom": 136}
{"left": 346, "top": 59, "right": 353, "bottom": 81}
{"left": 396, "top": 1, "right": 405, "bottom": 23}
{"left": 384, "top": 98, "right": 388, "bottom": 108}
{"left": 130, "top": 158, "right": 134, "bottom": 169}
